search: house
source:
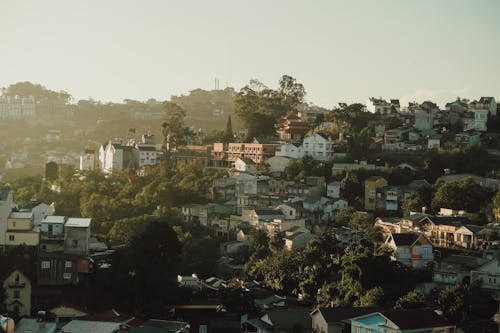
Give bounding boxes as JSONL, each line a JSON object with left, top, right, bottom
{"left": 366, "top": 97, "right": 397, "bottom": 114}
{"left": 333, "top": 227, "right": 362, "bottom": 248}
{"left": 433, "top": 255, "right": 487, "bottom": 287}
{"left": 276, "top": 202, "right": 304, "bottom": 220}
{"left": 265, "top": 219, "right": 306, "bottom": 238}
{"left": 0, "top": 256, "right": 33, "bottom": 317}
{"left": 177, "top": 274, "right": 202, "bottom": 290}
{"left": 364, "top": 176, "right": 388, "bottom": 211}
{"left": 129, "top": 320, "right": 190, "bottom": 333}
{"left": 326, "top": 181, "right": 341, "bottom": 199}
{"left": 60, "top": 320, "right": 121, "bottom": 333}
{"left": 454, "top": 224, "right": 486, "bottom": 249}
{"left": 37, "top": 252, "right": 91, "bottom": 285}
{"left": 427, "top": 134, "right": 441, "bottom": 149}
{"left": 49, "top": 304, "right": 88, "bottom": 323}
{"left": 471, "top": 259, "right": 500, "bottom": 295}
{"left": 275, "top": 143, "right": 304, "bottom": 159}
{"left": 40, "top": 215, "right": 67, "bottom": 253}
{"left": 5, "top": 212, "right": 39, "bottom": 248}
{"left": 233, "top": 157, "right": 257, "bottom": 174}
{"left": 374, "top": 186, "right": 409, "bottom": 212}
{"left": 454, "top": 131, "right": 480, "bottom": 148}
{"left": 29, "top": 201, "right": 55, "bottom": 226}
{"left": 64, "top": 218, "right": 91, "bottom": 255}
{"left": 248, "top": 209, "right": 285, "bottom": 228}
{"left": 99, "top": 138, "right": 135, "bottom": 174}
{"left": 275, "top": 113, "right": 310, "bottom": 142}
{"left": 350, "top": 309, "right": 454, "bottom": 333}
{"left": 0, "top": 188, "right": 14, "bottom": 248}
{"left": 79, "top": 149, "right": 96, "bottom": 171}
{"left": 310, "top": 307, "right": 380, "bottom": 333}
{"left": 413, "top": 101, "right": 438, "bottom": 131}
{"left": 246, "top": 309, "right": 312, "bottom": 333}
{"left": 322, "top": 199, "right": 348, "bottom": 221}
{"left": 14, "top": 318, "right": 57, "bottom": 333}
{"left": 303, "top": 133, "right": 334, "bottom": 161}
{"left": 284, "top": 229, "right": 313, "bottom": 250}
{"left": 385, "top": 232, "right": 434, "bottom": 268}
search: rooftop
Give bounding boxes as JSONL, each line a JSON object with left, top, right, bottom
{"left": 65, "top": 218, "right": 92, "bottom": 228}
{"left": 42, "top": 215, "right": 67, "bottom": 224}
{"left": 9, "top": 211, "right": 33, "bottom": 219}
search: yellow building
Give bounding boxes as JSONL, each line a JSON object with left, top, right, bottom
{"left": 364, "top": 176, "right": 388, "bottom": 211}
{"left": 5, "top": 212, "right": 39, "bottom": 247}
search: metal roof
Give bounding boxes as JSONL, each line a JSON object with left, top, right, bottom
{"left": 65, "top": 218, "right": 92, "bottom": 228}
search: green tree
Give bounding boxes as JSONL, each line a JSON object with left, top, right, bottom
{"left": 402, "top": 195, "right": 424, "bottom": 216}
{"left": 235, "top": 75, "right": 305, "bottom": 139}
{"left": 394, "top": 290, "right": 426, "bottom": 310}
{"left": 109, "top": 218, "right": 183, "bottom": 315}
{"left": 431, "top": 177, "right": 489, "bottom": 213}
{"left": 162, "top": 102, "right": 192, "bottom": 155}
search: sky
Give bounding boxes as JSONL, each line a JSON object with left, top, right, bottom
{"left": 1, "top": 0, "right": 499, "bottom": 108}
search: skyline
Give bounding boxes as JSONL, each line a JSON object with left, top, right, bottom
{"left": 1, "top": 0, "right": 499, "bottom": 108}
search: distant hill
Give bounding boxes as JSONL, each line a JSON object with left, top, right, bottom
{"left": 170, "top": 87, "right": 238, "bottom": 131}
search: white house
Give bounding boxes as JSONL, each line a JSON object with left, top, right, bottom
{"left": 30, "top": 202, "right": 55, "bottom": 226}
{"left": 79, "top": 149, "right": 95, "bottom": 171}
{"left": 471, "top": 259, "right": 500, "bottom": 293}
{"left": 233, "top": 157, "right": 257, "bottom": 174}
{"left": 303, "top": 133, "right": 334, "bottom": 161}
{"left": 385, "top": 232, "right": 434, "bottom": 268}
{"left": 326, "top": 181, "right": 341, "bottom": 198}
{"left": 275, "top": 143, "right": 304, "bottom": 159}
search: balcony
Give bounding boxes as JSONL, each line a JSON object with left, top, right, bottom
{"left": 7, "top": 281, "right": 26, "bottom": 288}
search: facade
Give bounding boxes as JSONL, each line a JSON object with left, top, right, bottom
{"left": 364, "top": 176, "right": 388, "bottom": 211}
{"left": 413, "top": 102, "right": 437, "bottom": 131}
{"left": 326, "top": 181, "right": 341, "bottom": 199}
{"left": 30, "top": 202, "right": 56, "bottom": 226}
{"left": 0, "top": 188, "right": 14, "bottom": 247}
{"left": 385, "top": 232, "right": 434, "bottom": 268}
{"left": 275, "top": 143, "right": 304, "bottom": 159}
{"left": 1, "top": 268, "right": 31, "bottom": 317}
{"left": 366, "top": 97, "right": 399, "bottom": 114}
{"left": 0, "top": 95, "right": 36, "bottom": 119}
{"left": 5, "top": 212, "right": 39, "bottom": 247}
{"left": 64, "top": 218, "right": 91, "bottom": 255}
{"left": 234, "top": 157, "right": 257, "bottom": 174}
{"left": 37, "top": 253, "right": 91, "bottom": 285}
{"left": 40, "top": 215, "right": 67, "bottom": 253}
{"left": 79, "top": 149, "right": 96, "bottom": 171}
{"left": 303, "top": 133, "right": 334, "bottom": 161}
{"left": 212, "top": 140, "right": 279, "bottom": 164}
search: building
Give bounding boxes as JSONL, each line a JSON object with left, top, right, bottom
{"left": 366, "top": 97, "right": 399, "bottom": 114}
{"left": 364, "top": 176, "right": 388, "bottom": 211}
{"left": 28, "top": 201, "right": 55, "bottom": 226}
{"left": 350, "top": 309, "right": 454, "bottom": 333}
{"left": 385, "top": 232, "right": 434, "bottom": 268}
{"left": 310, "top": 307, "right": 380, "bottom": 333}
{"left": 326, "top": 181, "right": 341, "bottom": 199}
{"left": 13, "top": 318, "right": 57, "bottom": 333}
{"left": 0, "top": 256, "right": 33, "bottom": 317}
{"left": 64, "top": 218, "right": 91, "bottom": 255}
{"left": 5, "top": 212, "right": 39, "bottom": 248}
{"left": 246, "top": 309, "right": 312, "bottom": 333}
{"left": 413, "top": 101, "right": 438, "bottom": 131}
{"left": 40, "top": 215, "right": 67, "bottom": 253}
{"left": 0, "top": 188, "right": 13, "bottom": 248}
{"left": 60, "top": 320, "right": 121, "bottom": 333}
{"left": 79, "top": 149, "right": 96, "bottom": 171}
{"left": 212, "top": 139, "right": 279, "bottom": 165}
{"left": 233, "top": 157, "right": 257, "bottom": 174}
{"left": 275, "top": 143, "right": 304, "bottom": 159}
{"left": 0, "top": 95, "right": 36, "bottom": 119}
{"left": 284, "top": 228, "right": 313, "bottom": 250}
{"left": 303, "top": 133, "right": 334, "bottom": 161}
{"left": 37, "top": 252, "right": 91, "bottom": 286}
{"left": 275, "top": 113, "right": 310, "bottom": 142}
{"left": 99, "top": 138, "right": 135, "bottom": 174}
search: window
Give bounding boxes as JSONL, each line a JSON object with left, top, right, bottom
{"left": 41, "top": 261, "right": 50, "bottom": 269}
{"left": 8, "top": 235, "right": 14, "bottom": 241}
{"left": 65, "top": 261, "right": 72, "bottom": 268}
{"left": 13, "top": 290, "right": 20, "bottom": 299}
{"left": 63, "top": 273, "right": 72, "bottom": 279}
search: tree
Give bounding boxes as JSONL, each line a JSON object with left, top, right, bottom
{"left": 394, "top": 290, "right": 426, "bottom": 310}
{"left": 431, "top": 177, "right": 489, "bottom": 213}
{"left": 402, "top": 195, "right": 424, "bottom": 216}
{"left": 162, "top": 102, "right": 192, "bottom": 156}
{"left": 109, "top": 218, "right": 183, "bottom": 315}
{"left": 224, "top": 115, "right": 234, "bottom": 143}
{"left": 235, "top": 75, "right": 306, "bottom": 139}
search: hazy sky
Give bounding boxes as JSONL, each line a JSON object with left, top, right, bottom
{"left": 1, "top": 0, "right": 499, "bottom": 108}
